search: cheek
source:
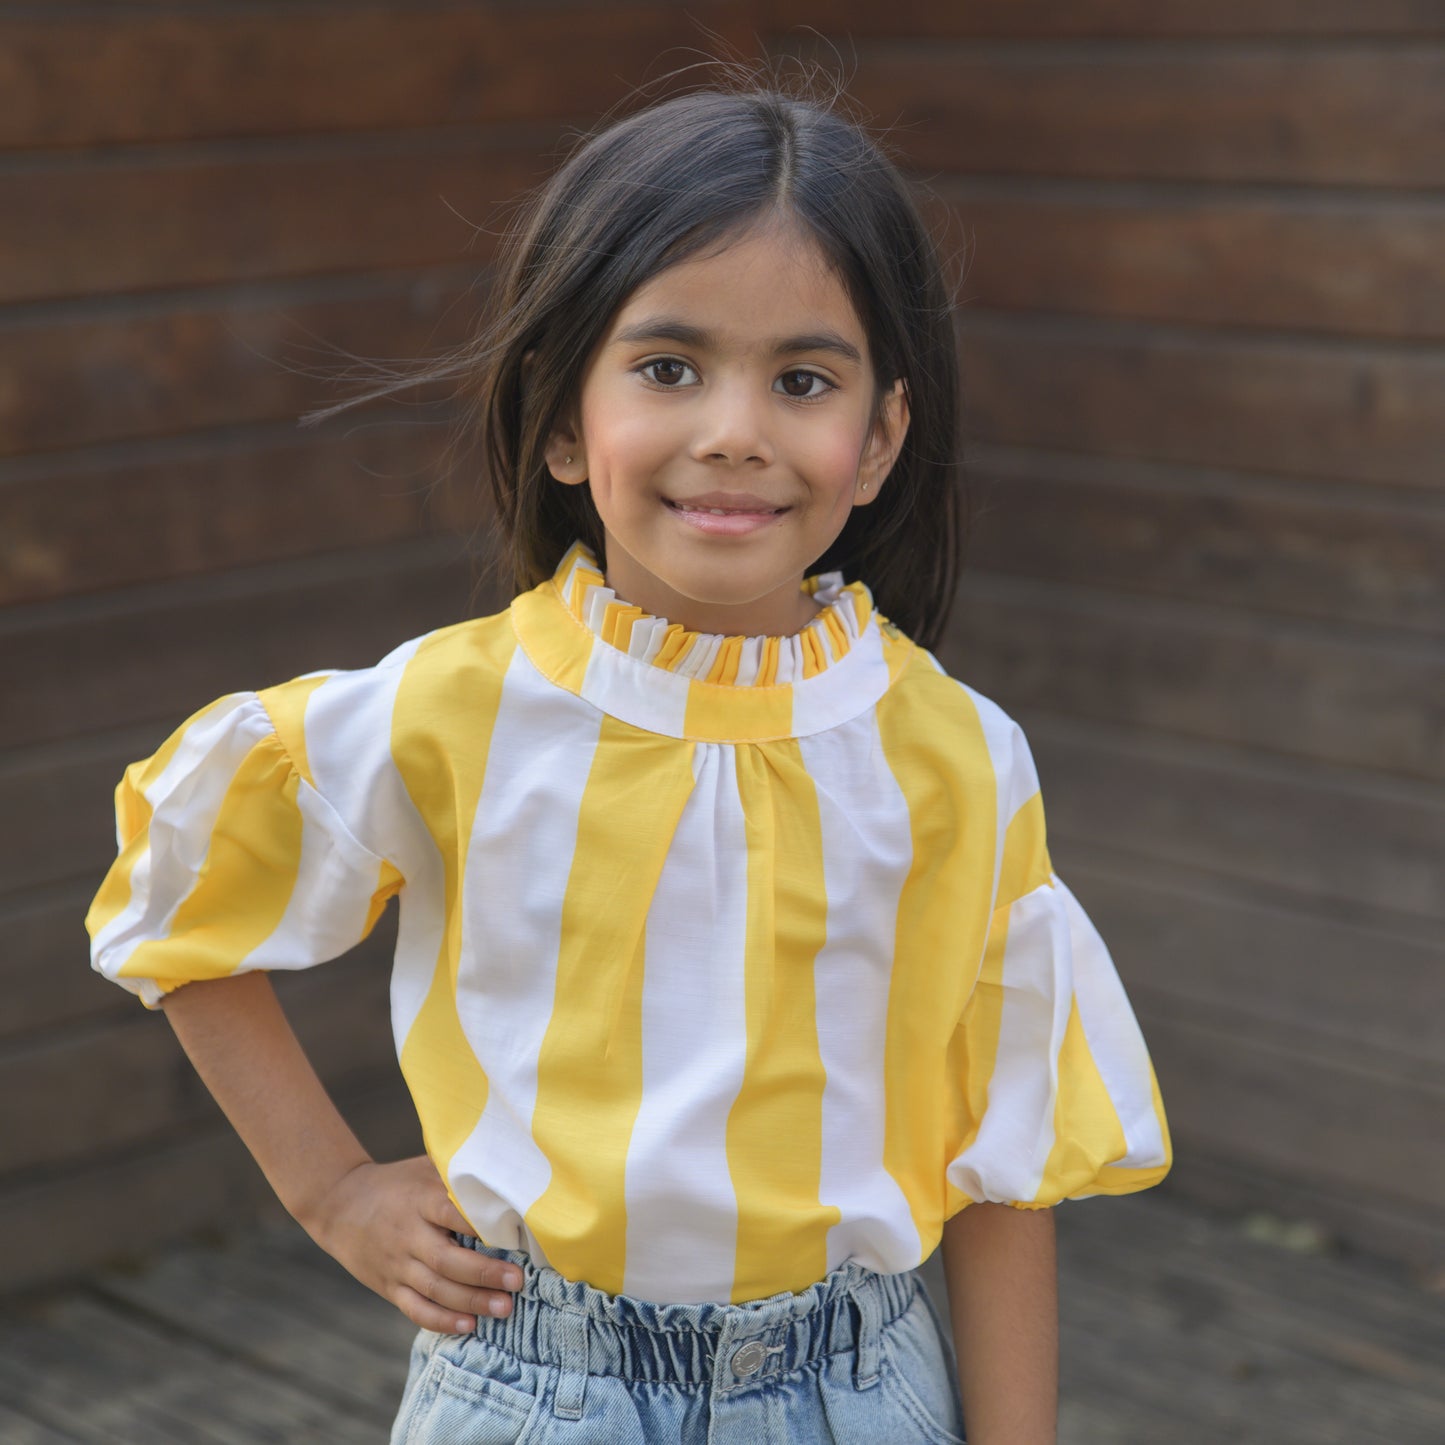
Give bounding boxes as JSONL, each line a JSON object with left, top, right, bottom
{"left": 582, "top": 405, "right": 671, "bottom": 487}
{"left": 804, "top": 428, "right": 870, "bottom": 498}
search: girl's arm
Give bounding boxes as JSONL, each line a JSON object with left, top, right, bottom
{"left": 158, "top": 970, "right": 521, "bottom": 1332}
{"left": 940, "top": 1202, "right": 1059, "bottom": 1444}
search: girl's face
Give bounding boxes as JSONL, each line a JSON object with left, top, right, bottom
{"left": 546, "top": 222, "right": 909, "bottom": 638}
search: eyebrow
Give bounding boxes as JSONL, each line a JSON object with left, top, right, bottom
{"left": 611, "top": 317, "right": 863, "bottom": 367}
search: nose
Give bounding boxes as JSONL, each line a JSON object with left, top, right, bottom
{"left": 688, "top": 377, "right": 774, "bottom": 467}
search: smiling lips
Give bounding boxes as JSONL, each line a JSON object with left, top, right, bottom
{"left": 664, "top": 493, "right": 788, "bottom": 537}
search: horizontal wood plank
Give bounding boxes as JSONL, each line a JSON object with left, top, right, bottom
{"left": 0, "top": 143, "right": 533, "bottom": 306}
{"left": 1165, "top": 1146, "right": 1445, "bottom": 1277}
{"left": 1063, "top": 850, "right": 1445, "bottom": 1070}
{"left": 0, "top": 5, "right": 720, "bottom": 151}
{"left": 96, "top": 1223, "right": 417, "bottom": 1396}
{"left": 0, "top": 731, "right": 157, "bottom": 898}
{"left": 0, "top": 944, "right": 398, "bottom": 1175}
{"left": 960, "top": 312, "right": 1445, "bottom": 491}
{"left": 945, "top": 572, "right": 1445, "bottom": 781}
{"left": 0, "top": 422, "right": 480, "bottom": 606}
{"left": 1141, "top": 1001, "right": 1445, "bottom": 1221}
{"left": 937, "top": 186, "right": 1445, "bottom": 340}
{"left": 775, "top": 0, "right": 1445, "bottom": 38}
{"left": 838, "top": 43, "right": 1445, "bottom": 187}
{"left": 0, "top": 1082, "right": 421, "bottom": 1294}
{"left": 0, "top": 538, "right": 482, "bottom": 753}
{"left": 963, "top": 446, "right": 1445, "bottom": 636}
{"left": 1, "top": 273, "right": 479, "bottom": 457}
{"left": 1, "top": 882, "right": 131, "bottom": 1041}
{"left": 0, "top": 1292, "right": 386, "bottom": 1443}
{"left": 1025, "top": 713, "right": 1445, "bottom": 923}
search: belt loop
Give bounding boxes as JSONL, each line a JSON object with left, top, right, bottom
{"left": 853, "top": 1275, "right": 882, "bottom": 1391}
{"left": 551, "top": 1307, "right": 589, "bottom": 1420}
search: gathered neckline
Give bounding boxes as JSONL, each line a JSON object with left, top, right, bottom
{"left": 552, "top": 542, "right": 873, "bottom": 688}
{"left": 506, "top": 541, "right": 911, "bottom": 743}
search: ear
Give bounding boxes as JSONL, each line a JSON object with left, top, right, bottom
{"left": 544, "top": 421, "right": 587, "bottom": 486}
{"left": 854, "top": 379, "right": 910, "bottom": 505}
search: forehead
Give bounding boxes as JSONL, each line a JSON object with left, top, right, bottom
{"left": 608, "top": 222, "right": 868, "bottom": 355}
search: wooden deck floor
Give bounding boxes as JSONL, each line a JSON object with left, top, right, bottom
{"left": 0, "top": 1186, "right": 1441, "bottom": 1443}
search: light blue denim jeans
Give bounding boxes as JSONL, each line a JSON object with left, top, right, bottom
{"left": 390, "top": 1236, "right": 967, "bottom": 1443}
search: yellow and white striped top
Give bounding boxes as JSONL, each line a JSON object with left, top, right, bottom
{"left": 88, "top": 542, "right": 1171, "bottom": 1304}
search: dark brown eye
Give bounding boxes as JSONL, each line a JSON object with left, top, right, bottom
{"left": 646, "top": 359, "right": 691, "bottom": 386}
{"left": 778, "top": 369, "right": 826, "bottom": 398}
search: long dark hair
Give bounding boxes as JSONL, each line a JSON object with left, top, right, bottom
{"left": 305, "top": 75, "right": 965, "bottom": 647}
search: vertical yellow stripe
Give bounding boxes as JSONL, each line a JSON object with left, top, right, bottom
{"left": 711, "top": 636, "right": 743, "bottom": 685}
{"left": 683, "top": 680, "right": 793, "bottom": 743}
{"left": 394, "top": 620, "right": 517, "bottom": 1198}
{"left": 1038, "top": 998, "right": 1128, "bottom": 1201}
{"left": 875, "top": 680, "right": 999, "bottom": 1255}
{"left": 257, "top": 674, "right": 331, "bottom": 786}
{"left": 943, "top": 899, "right": 1010, "bottom": 1218}
{"left": 655, "top": 627, "right": 694, "bottom": 671}
{"left": 726, "top": 742, "right": 837, "bottom": 1300}
{"left": 821, "top": 609, "right": 850, "bottom": 660}
{"left": 116, "top": 732, "right": 302, "bottom": 985}
{"left": 85, "top": 695, "right": 234, "bottom": 942}
{"left": 528, "top": 720, "right": 697, "bottom": 1294}
{"left": 756, "top": 637, "right": 780, "bottom": 687}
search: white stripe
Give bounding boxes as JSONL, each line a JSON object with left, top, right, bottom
{"left": 1055, "top": 874, "right": 1168, "bottom": 1170}
{"left": 299, "top": 638, "right": 440, "bottom": 1049}
{"left": 946, "top": 881, "right": 1072, "bottom": 1204}
{"left": 799, "top": 717, "right": 922, "bottom": 1271}
{"left": 90, "top": 693, "right": 270, "bottom": 1002}
{"left": 958, "top": 684, "right": 1038, "bottom": 914}
{"left": 622, "top": 742, "right": 749, "bottom": 1301}
{"left": 446, "top": 647, "right": 602, "bottom": 1258}
{"left": 790, "top": 617, "right": 889, "bottom": 737}
{"left": 579, "top": 638, "right": 691, "bottom": 736}
{"left": 235, "top": 781, "right": 386, "bottom": 973}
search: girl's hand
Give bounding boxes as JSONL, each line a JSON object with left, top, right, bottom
{"left": 301, "top": 1154, "right": 523, "bottom": 1334}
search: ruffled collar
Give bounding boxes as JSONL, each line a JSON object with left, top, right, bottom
{"left": 554, "top": 541, "right": 872, "bottom": 686}
{"left": 508, "top": 541, "right": 912, "bottom": 743}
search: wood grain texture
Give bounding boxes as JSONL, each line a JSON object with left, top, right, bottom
{"left": 775, "top": 0, "right": 1445, "bottom": 38}
{"left": 0, "top": 144, "right": 533, "bottom": 305}
{"left": 945, "top": 572, "right": 1445, "bottom": 781}
{"left": 962, "top": 446, "right": 1445, "bottom": 636}
{"left": 0, "top": 732, "right": 152, "bottom": 897}
{"left": 1, "top": 273, "right": 479, "bottom": 455}
{"left": 960, "top": 312, "right": 1445, "bottom": 491}
{"left": 1, "top": 882, "right": 129, "bottom": 1041}
{"left": 0, "top": 942, "right": 398, "bottom": 1175}
{"left": 0, "top": 422, "right": 477, "bottom": 606}
{"left": 1023, "top": 713, "right": 1445, "bottom": 924}
{"left": 833, "top": 42, "right": 1445, "bottom": 187}
{"left": 0, "top": 1077, "right": 420, "bottom": 1312}
{"left": 1139, "top": 999, "right": 1445, "bottom": 1218}
{"left": 1061, "top": 848, "right": 1445, "bottom": 1070}
{"left": 935, "top": 185, "right": 1445, "bottom": 340}
{"left": 0, "top": 4, "right": 723, "bottom": 150}
{"left": 0, "top": 538, "right": 481, "bottom": 753}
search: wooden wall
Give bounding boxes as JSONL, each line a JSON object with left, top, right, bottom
{"left": 776, "top": 0, "right": 1445, "bottom": 1269}
{"left": 3, "top": 1, "right": 1441, "bottom": 1290}
{"left": 0, "top": 0, "right": 755, "bottom": 1292}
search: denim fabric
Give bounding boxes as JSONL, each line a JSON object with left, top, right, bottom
{"left": 390, "top": 1237, "right": 967, "bottom": 1443}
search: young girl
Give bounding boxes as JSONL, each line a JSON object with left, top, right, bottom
{"left": 87, "top": 79, "right": 1171, "bottom": 1444}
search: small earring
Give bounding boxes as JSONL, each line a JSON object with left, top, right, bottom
{"left": 564, "top": 455, "right": 573, "bottom": 465}
{"left": 861, "top": 480, "right": 870, "bottom": 493}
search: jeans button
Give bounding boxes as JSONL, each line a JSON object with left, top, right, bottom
{"left": 731, "top": 1341, "right": 767, "bottom": 1378}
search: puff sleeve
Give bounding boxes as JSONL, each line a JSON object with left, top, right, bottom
{"left": 86, "top": 687, "right": 404, "bottom": 1008}
{"left": 944, "top": 722, "right": 1173, "bottom": 1213}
